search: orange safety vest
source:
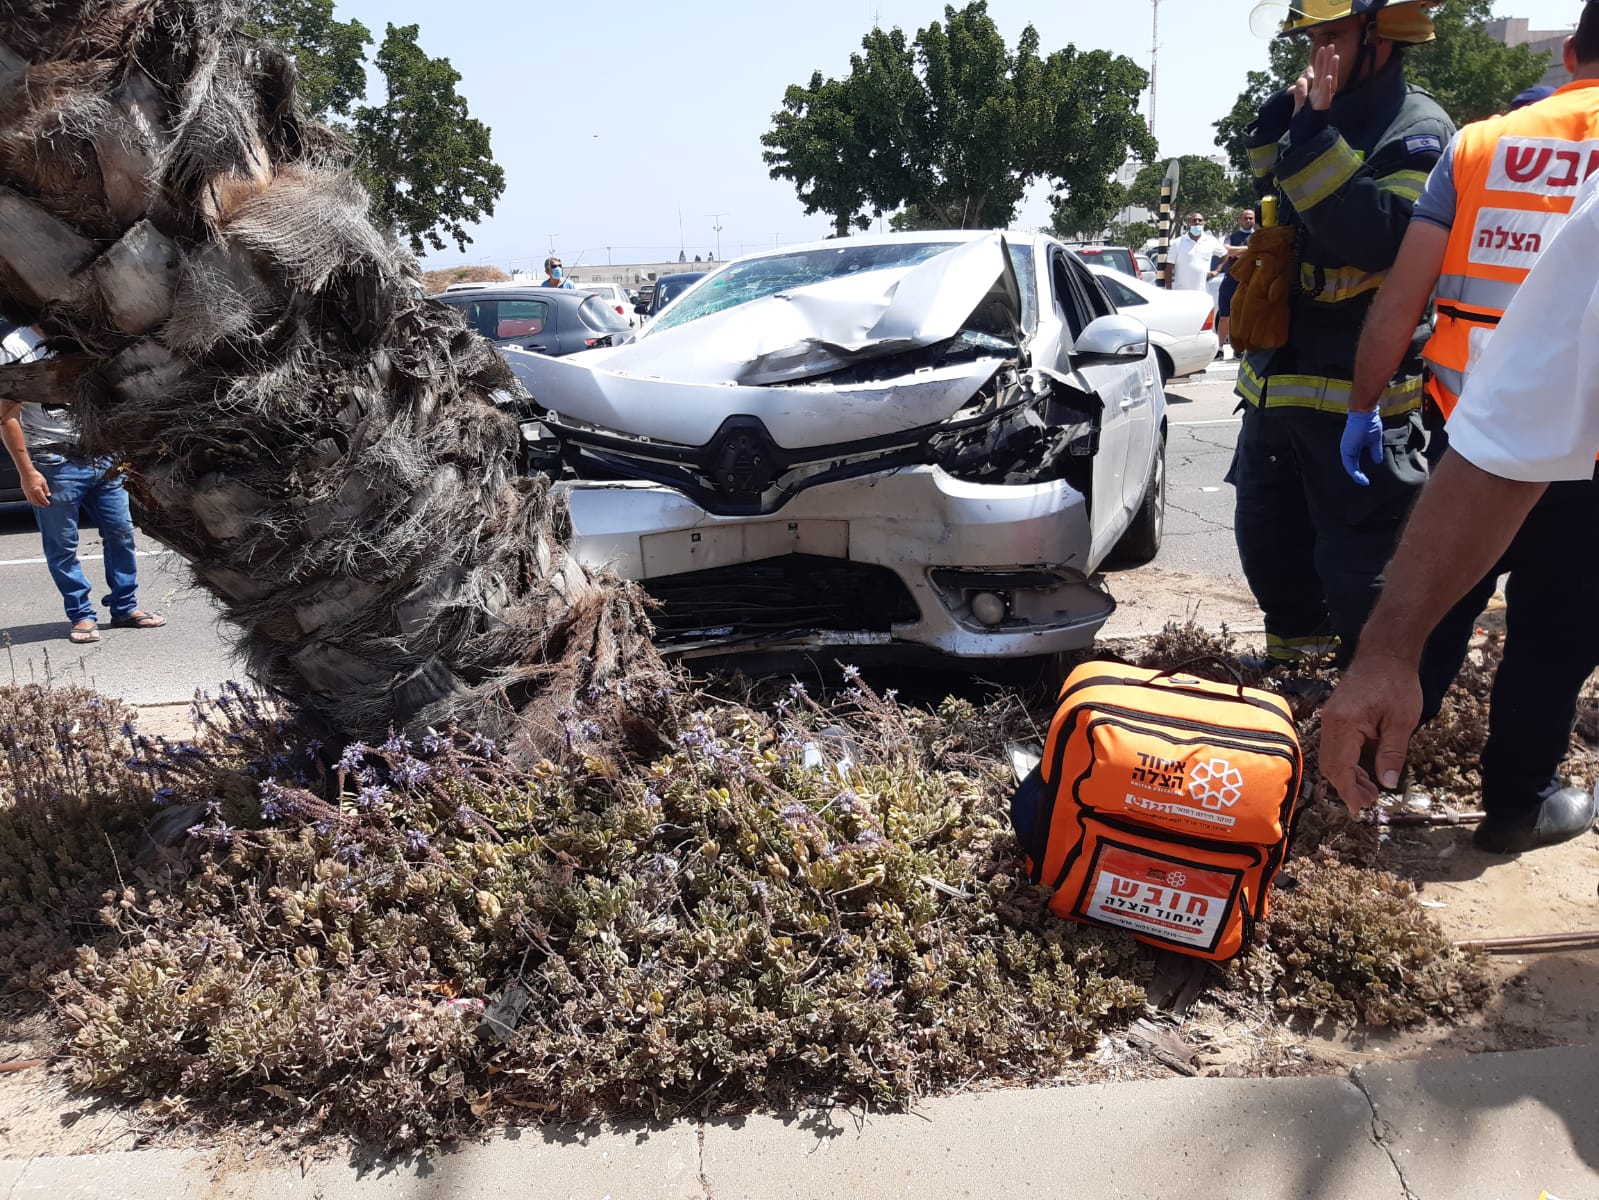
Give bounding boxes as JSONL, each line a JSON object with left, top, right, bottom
{"left": 1424, "top": 79, "right": 1599, "bottom": 419}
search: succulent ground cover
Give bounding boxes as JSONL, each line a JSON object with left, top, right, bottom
{"left": 0, "top": 626, "right": 1508, "bottom": 1149}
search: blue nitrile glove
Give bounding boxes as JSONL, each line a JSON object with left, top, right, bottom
{"left": 1341, "top": 410, "right": 1385, "bottom": 487}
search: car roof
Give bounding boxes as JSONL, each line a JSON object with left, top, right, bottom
{"left": 655, "top": 271, "right": 706, "bottom": 282}
{"left": 428, "top": 285, "right": 583, "bottom": 301}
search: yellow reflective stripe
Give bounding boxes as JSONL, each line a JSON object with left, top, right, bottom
{"left": 1243, "top": 371, "right": 1425, "bottom": 415}
{"left": 1377, "top": 169, "right": 1430, "bottom": 202}
{"left": 1250, "top": 142, "right": 1279, "bottom": 178}
{"left": 1236, "top": 359, "right": 1266, "bottom": 406}
{"left": 1299, "top": 262, "right": 1388, "bottom": 302}
{"left": 1266, "top": 632, "right": 1341, "bottom": 660}
{"left": 1279, "top": 138, "right": 1364, "bottom": 210}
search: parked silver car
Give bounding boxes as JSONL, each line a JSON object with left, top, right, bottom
{"left": 506, "top": 232, "right": 1167, "bottom": 662}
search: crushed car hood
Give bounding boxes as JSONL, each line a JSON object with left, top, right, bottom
{"left": 505, "top": 235, "right": 1025, "bottom": 449}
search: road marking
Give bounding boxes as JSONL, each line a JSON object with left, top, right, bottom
{"left": 1172, "top": 418, "right": 1243, "bottom": 427}
{"left": 0, "top": 549, "right": 173, "bottom": 567}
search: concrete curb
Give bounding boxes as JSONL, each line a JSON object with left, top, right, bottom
{"left": 4, "top": 1047, "right": 1595, "bottom": 1199}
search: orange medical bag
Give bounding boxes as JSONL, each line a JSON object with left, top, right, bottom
{"left": 1012, "top": 662, "right": 1304, "bottom": 961}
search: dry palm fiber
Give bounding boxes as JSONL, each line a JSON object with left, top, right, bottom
{"left": 0, "top": 0, "right": 670, "bottom": 758}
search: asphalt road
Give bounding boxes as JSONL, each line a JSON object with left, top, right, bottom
{"left": 0, "top": 367, "right": 1253, "bottom": 707}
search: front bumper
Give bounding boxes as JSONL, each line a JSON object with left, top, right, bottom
{"left": 560, "top": 465, "right": 1115, "bottom": 659}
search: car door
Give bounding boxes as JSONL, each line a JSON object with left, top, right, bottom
{"left": 1087, "top": 270, "right": 1162, "bottom": 517}
{"left": 496, "top": 297, "right": 554, "bottom": 354}
{"left": 1051, "top": 249, "right": 1150, "bottom": 562}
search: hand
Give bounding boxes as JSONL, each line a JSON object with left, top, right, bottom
{"left": 1293, "top": 44, "right": 1340, "bottom": 114}
{"left": 1320, "top": 651, "right": 1422, "bottom": 814}
{"left": 1340, "top": 410, "right": 1384, "bottom": 486}
{"left": 21, "top": 468, "right": 49, "bottom": 507}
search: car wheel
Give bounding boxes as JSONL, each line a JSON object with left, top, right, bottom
{"left": 1112, "top": 430, "right": 1166, "bottom": 564}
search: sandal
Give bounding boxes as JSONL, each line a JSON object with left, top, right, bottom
{"left": 109, "top": 610, "right": 166, "bottom": 630}
{"left": 68, "top": 621, "right": 100, "bottom": 644}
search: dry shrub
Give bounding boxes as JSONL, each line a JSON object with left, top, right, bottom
{"left": 419, "top": 265, "right": 511, "bottom": 294}
{"left": 0, "top": 685, "right": 154, "bottom": 989}
{"left": 1, "top": 627, "right": 1501, "bottom": 1148}
{"left": 1238, "top": 851, "right": 1489, "bottom": 1028}
{"left": 1405, "top": 637, "right": 1498, "bottom": 797}
{"left": 16, "top": 682, "right": 1145, "bottom": 1147}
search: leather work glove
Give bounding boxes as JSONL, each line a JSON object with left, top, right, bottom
{"left": 1340, "top": 410, "right": 1385, "bottom": 487}
{"left": 1228, "top": 224, "right": 1296, "bottom": 353}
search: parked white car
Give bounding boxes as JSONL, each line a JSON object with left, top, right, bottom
{"left": 578, "top": 282, "right": 639, "bottom": 328}
{"left": 506, "top": 232, "right": 1167, "bottom": 664}
{"left": 1087, "top": 265, "right": 1219, "bottom": 382}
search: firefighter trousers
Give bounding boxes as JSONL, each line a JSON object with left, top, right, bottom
{"left": 1418, "top": 418, "right": 1599, "bottom": 814}
{"left": 1227, "top": 400, "right": 1433, "bottom": 666}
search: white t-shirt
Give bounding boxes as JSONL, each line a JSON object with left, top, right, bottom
{"left": 1171, "top": 232, "right": 1228, "bottom": 294}
{"left": 0, "top": 325, "right": 74, "bottom": 448}
{"left": 1447, "top": 172, "right": 1599, "bottom": 483}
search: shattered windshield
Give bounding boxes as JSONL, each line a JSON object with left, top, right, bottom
{"left": 648, "top": 240, "right": 1038, "bottom": 336}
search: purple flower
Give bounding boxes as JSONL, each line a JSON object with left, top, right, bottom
{"left": 421, "top": 733, "right": 444, "bottom": 756}
{"left": 391, "top": 757, "right": 432, "bottom": 787}
{"left": 466, "top": 733, "right": 498, "bottom": 758}
{"left": 780, "top": 802, "right": 812, "bottom": 825}
{"left": 153, "top": 786, "right": 176, "bottom": 807}
{"left": 383, "top": 733, "right": 413, "bottom": 756}
{"left": 404, "top": 829, "right": 432, "bottom": 855}
{"left": 864, "top": 967, "right": 891, "bottom": 995}
{"left": 841, "top": 664, "right": 861, "bottom": 683}
{"left": 355, "top": 784, "right": 391, "bottom": 811}
{"left": 855, "top": 828, "right": 884, "bottom": 849}
{"left": 336, "top": 742, "right": 370, "bottom": 773}
{"left": 334, "top": 838, "right": 364, "bottom": 864}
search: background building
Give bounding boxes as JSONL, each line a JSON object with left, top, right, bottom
{"left": 1487, "top": 16, "right": 1574, "bottom": 89}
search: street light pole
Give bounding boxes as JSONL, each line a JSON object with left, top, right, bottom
{"left": 707, "top": 213, "right": 726, "bottom": 262}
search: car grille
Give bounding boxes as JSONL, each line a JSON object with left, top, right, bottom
{"left": 641, "top": 555, "right": 921, "bottom": 646}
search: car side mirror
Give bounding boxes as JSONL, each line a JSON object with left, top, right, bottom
{"left": 633, "top": 302, "right": 649, "bottom": 314}
{"left": 1072, "top": 314, "right": 1149, "bottom": 366}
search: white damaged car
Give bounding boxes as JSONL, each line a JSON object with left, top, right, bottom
{"left": 505, "top": 231, "right": 1167, "bottom": 663}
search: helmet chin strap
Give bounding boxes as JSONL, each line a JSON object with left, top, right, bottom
{"left": 1346, "top": 0, "right": 1389, "bottom": 93}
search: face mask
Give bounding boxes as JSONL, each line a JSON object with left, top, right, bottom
{"left": 1189, "top": 225, "right": 1204, "bottom": 237}
{"left": 551, "top": 267, "right": 563, "bottom": 280}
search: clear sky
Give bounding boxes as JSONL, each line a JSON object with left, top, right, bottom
{"left": 328, "top": 0, "right": 1585, "bottom": 271}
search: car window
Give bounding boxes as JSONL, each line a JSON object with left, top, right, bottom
{"left": 577, "top": 294, "right": 633, "bottom": 332}
{"left": 442, "top": 298, "right": 501, "bottom": 340}
{"left": 495, "top": 299, "right": 548, "bottom": 340}
{"left": 1064, "top": 254, "right": 1116, "bottom": 321}
{"left": 1051, "top": 253, "right": 1095, "bottom": 341}
{"left": 649, "top": 245, "right": 966, "bottom": 334}
{"left": 1072, "top": 247, "right": 1135, "bottom": 276}
{"left": 1098, "top": 275, "right": 1147, "bottom": 308}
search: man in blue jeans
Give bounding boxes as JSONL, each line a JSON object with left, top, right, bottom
{"left": 0, "top": 323, "right": 164, "bottom": 643}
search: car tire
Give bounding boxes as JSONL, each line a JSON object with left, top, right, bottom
{"left": 1112, "top": 430, "right": 1166, "bottom": 565}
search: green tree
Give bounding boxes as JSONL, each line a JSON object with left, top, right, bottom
{"left": 1123, "top": 155, "right": 1247, "bottom": 235}
{"left": 248, "top": 4, "right": 505, "bottom": 254}
{"left": 246, "top": 0, "right": 370, "bottom": 118}
{"left": 352, "top": 24, "right": 506, "bottom": 254}
{"left": 762, "top": 1, "right": 1155, "bottom": 234}
{"left": 1215, "top": 0, "right": 1551, "bottom": 175}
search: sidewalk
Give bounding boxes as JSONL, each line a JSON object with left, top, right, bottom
{"left": 4, "top": 1046, "right": 1593, "bottom": 1199}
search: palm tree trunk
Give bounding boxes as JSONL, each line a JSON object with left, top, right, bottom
{"left": 0, "top": 0, "right": 667, "bottom": 757}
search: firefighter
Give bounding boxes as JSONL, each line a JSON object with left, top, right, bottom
{"left": 1228, "top": 0, "right": 1454, "bottom": 668}
{"left": 1345, "top": 4, "right": 1599, "bottom": 852}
